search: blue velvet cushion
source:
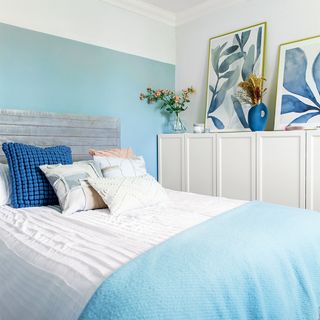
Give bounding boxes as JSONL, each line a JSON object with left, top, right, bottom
{"left": 2, "top": 143, "right": 72, "bottom": 208}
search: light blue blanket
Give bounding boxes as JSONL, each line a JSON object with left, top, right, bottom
{"left": 80, "top": 202, "right": 320, "bottom": 320}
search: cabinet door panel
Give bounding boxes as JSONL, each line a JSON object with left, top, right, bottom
{"left": 257, "top": 132, "right": 305, "bottom": 208}
{"left": 185, "top": 134, "right": 216, "bottom": 196}
{"left": 217, "top": 133, "right": 256, "bottom": 201}
{"left": 307, "top": 131, "right": 320, "bottom": 211}
{"left": 158, "top": 135, "right": 184, "bottom": 191}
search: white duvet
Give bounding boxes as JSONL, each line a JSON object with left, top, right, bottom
{"left": 0, "top": 190, "right": 245, "bottom": 320}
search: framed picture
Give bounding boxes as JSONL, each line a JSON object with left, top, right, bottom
{"left": 274, "top": 35, "right": 320, "bottom": 130}
{"left": 205, "top": 22, "right": 266, "bottom": 131}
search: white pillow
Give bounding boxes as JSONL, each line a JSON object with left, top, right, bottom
{"left": 40, "top": 161, "right": 106, "bottom": 215}
{"left": 88, "top": 175, "right": 168, "bottom": 216}
{"left": 0, "top": 164, "right": 11, "bottom": 205}
{"left": 93, "top": 156, "right": 147, "bottom": 178}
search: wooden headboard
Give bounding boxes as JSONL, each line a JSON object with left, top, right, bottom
{"left": 0, "top": 108, "right": 120, "bottom": 162}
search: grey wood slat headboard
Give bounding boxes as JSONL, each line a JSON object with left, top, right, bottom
{"left": 0, "top": 108, "right": 120, "bottom": 162}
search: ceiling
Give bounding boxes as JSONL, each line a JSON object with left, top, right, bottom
{"left": 140, "top": 0, "right": 209, "bottom": 13}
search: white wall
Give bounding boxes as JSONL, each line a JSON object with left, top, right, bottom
{"left": 0, "top": 0, "right": 176, "bottom": 64}
{"left": 176, "top": 0, "right": 320, "bottom": 130}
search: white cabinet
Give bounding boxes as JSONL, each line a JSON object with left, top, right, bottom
{"left": 307, "top": 131, "right": 320, "bottom": 211}
{"left": 185, "top": 134, "right": 216, "bottom": 196}
{"left": 158, "top": 134, "right": 184, "bottom": 191}
{"left": 158, "top": 131, "right": 313, "bottom": 210}
{"left": 217, "top": 133, "right": 256, "bottom": 201}
{"left": 257, "top": 131, "right": 305, "bottom": 208}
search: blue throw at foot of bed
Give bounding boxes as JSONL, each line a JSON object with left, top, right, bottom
{"left": 80, "top": 202, "right": 320, "bottom": 320}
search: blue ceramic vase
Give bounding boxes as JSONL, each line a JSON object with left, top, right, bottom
{"left": 248, "top": 102, "right": 268, "bottom": 132}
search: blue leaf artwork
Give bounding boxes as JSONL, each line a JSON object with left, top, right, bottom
{"left": 206, "top": 24, "right": 266, "bottom": 130}
{"left": 313, "top": 52, "right": 320, "bottom": 93}
{"left": 231, "top": 95, "right": 249, "bottom": 128}
{"left": 278, "top": 38, "right": 320, "bottom": 128}
{"left": 241, "top": 45, "right": 255, "bottom": 81}
{"left": 219, "top": 52, "right": 244, "bottom": 73}
{"left": 281, "top": 95, "right": 318, "bottom": 114}
{"left": 289, "top": 112, "right": 320, "bottom": 125}
{"left": 208, "top": 116, "right": 225, "bottom": 129}
{"left": 283, "top": 48, "right": 320, "bottom": 107}
{"left": 255, "top": 27, "right": 263, "bottom": 64}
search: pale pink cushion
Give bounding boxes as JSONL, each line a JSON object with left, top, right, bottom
{"left": 89, "top": 148, "right": 135, "bottom": 158}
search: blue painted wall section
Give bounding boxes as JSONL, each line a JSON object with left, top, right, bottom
{"left": 0, "top": 23, "right": 175, "bottom": 177}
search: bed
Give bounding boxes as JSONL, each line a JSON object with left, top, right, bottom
{"left": 1, "top": 109, "right": 320, "bottom": 320}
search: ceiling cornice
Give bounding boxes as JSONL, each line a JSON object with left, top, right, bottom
{"left": 102, "top": 0, "right": 245, "bottom": 27}
{"left": 101, "top": 0, "right": 176, "bottom": 26}
{"left": 176, "top": 0, "right": 244, "bottom": 26}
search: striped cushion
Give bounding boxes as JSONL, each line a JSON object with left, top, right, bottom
{"left": 93, "top": 156, "right": 147, "bottom": 178}
{"left": 40, "top": 161, "right": 106, "bottom": 215}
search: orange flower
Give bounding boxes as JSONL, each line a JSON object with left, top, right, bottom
{"left": 175, "top": 96, "right": 180, "bottom": 102}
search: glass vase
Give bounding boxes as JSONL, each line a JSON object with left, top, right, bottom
{"left": 171, "top": 112, "right": 186, "bottom": 133}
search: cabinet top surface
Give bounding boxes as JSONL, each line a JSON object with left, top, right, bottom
{"left": 158, "top": 130, "right": 315, "bottom": 138}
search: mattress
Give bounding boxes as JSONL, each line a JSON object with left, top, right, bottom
{"left": 0, "top": 190, "right": 245, "bottom": 320}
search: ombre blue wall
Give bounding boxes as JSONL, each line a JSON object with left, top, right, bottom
{"left": 0, "top": 23, "right": 175, "bottom": 177}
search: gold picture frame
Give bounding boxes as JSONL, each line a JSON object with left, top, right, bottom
{"left": 205, "top": 22, "right": 267, "bottom": 131}
{"left": 274, "top": 35, "right": 320, "bottom": 130}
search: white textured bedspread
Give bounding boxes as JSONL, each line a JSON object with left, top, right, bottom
{"left": 0, "top": 190, "right": 245, "bottom": 320}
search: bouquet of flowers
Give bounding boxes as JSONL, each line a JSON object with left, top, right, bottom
{"left": 139, "top": 87, "right": 195, "bottom": 115}
{"left": 237, "top": 74, "right": 267, "bottom": 106}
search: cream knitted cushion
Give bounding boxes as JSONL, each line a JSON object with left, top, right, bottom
{"left": 88, "top": 175, "right": 168, "bottom": 216}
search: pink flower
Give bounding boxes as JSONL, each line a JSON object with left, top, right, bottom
{"left": 175, "top": 96, "right": 180, "bottom": 102}
{"left": 155, "top": 91, "right": 161, "bottom": 97}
